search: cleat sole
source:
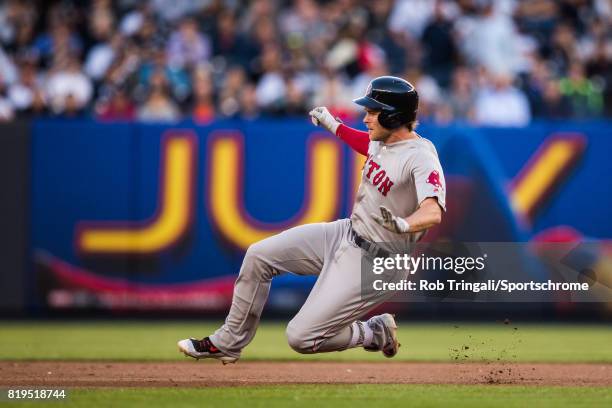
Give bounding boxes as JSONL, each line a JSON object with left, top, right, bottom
{"left": 177, "top": 340, "right": 238, "bottom": 364}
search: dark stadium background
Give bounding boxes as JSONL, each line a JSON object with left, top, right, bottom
{"left": 0, "top": 0, "right": 611, "bottom": 321}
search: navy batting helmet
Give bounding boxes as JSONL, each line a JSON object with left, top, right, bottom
{"left": 353, "top": 76, "right": 419, "bottom": 129}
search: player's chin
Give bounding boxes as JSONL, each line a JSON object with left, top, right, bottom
{"left": 369, "top": 132, "right": 382, "bottom": 141}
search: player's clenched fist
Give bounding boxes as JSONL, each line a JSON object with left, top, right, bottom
{"left": 371, "top": 206, "right": 410, "bottom": 234}
{"left": 309, "top": 106, "right": 342, "bottom": 135}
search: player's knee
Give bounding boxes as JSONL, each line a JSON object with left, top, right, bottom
{"left": 241, "top": 241, "right": 274, "bottom": 280}
{"left": 285, "top": 323, "right": 315, "bottom": 354}
{"left": 244, "top": 241, "right": 266, "bottom": 261}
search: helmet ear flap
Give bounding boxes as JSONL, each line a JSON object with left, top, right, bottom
{"left": 378, "top": 111, "right": 411, "bottom": 129}
{"left": 377, "top": 111, "right": 400, "bottom": 129}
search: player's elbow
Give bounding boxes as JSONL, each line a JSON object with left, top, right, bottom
{"left": 421, "top": 204, "right": 442, "bottom": 227}
{"left": 431, "top": 209, "right": 442, "bottom": 226}
{"left": 423, "top": 199, "right": 443, "bottom": 226}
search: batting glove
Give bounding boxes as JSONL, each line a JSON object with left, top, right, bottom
{"left": 309, "top": 106, "right": 342, "bottom": 135}
{"left": 372, "top": 206, "right": 410, "bottom": 234}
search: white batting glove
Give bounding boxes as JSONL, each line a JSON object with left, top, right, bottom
{"left": 372, "top": 206, "right": 410, "bottom": 234}
{"left": 309, "top": 106, "right": 342, "bottom": 135}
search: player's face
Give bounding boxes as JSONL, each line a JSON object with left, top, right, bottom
{"left": 363, "top": 108, "right": 392, "bottom": 142}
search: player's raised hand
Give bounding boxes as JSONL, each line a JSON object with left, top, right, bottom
{"left": 372, "top": 206, "right": 410, "bottom": 234}
{"left": 309, "top": 106, "right": 342, "bottom": 135}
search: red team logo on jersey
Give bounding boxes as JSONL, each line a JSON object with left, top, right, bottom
{"left": 426, "top": 170, "right": 443, "bottom": 192}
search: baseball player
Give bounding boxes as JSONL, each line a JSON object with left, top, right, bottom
{"left": 178, "top": 76, "right": 446, "bottom": 364}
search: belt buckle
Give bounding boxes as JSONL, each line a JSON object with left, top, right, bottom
{"left": 366, "top": 244, "right": 379, "bottom": 258}
{"left": 352, "top": 229, "right": 388, "bottom": 259}
{"left": 361, "top": 236, "right": 383, "bottom": 259}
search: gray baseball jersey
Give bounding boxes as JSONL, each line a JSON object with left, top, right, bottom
{"left": 351, "top": 136, "right": 446, "bottom": 250}
{"left": 209, "top": 133, "right": 446, "bottom": 359}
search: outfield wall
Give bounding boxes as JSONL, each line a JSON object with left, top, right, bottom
{"left": 3, "top": 119, "right": 612, "bottom": 315}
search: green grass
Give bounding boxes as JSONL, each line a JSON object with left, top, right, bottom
{"left": 4, "top": 385, "right": 612, "bottom": 408}
{"left": 0, "top": 321, "right": 610, "bottom": 362}
{"left": 1, "top": 322, "right": 610, "bottom": 407}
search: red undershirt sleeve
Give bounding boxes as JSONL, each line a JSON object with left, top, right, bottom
{"left": 335, "top": 124, "right": 370, "bottom": 156}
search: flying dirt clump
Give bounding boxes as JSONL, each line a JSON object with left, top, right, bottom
{"left": 449, "top": 320, "right": 526, "bottom": 384}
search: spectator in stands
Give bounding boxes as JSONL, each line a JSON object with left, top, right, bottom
{"left": 166, "top": 17, "right": 210, "bottom": 70}
{"left": 0, "top": 0, "right": 609, "bottom": 123}
{"left": 150, "top": 0, "right": 200, "bottom": 23}
{"left": 421, "top": 0, "right": 459, "bottom": 88}
{"left": 350, "top": 51, "right": 389, "bottom": 108}
{"left": 584, "top": 35, "right": 611, "bottom": 116}
{"left": 137, "top": 68, "right": 180, "bottom": 122}
{"left": 211, "top": 11, "right": 251, "bottom": 68}
{"left": 513, "top": 0, "right": 559, "bottom": 46}
{"left": 8, "top": 57, "right": 47, "bottom": 117}
{"left": 0, "top": 47, "right": 18, "bottom": 87}
{"left": 240, "top": 0, "right": 276, "bottom": 36}
{"left": 45, "top": 56, "right": 93, "bottom": 116}
{"left": 249, "top": 17, "right": 280, "bottom": 79}
{"left": 87, "top": 0, "right": 116, "bottom": 48}
{"left": 33, "top": 22, "right": 82, "bottom": 69}
{"left": 278, "top": 0, "right": 326, "bottom": 45}
{"left": 103, "top": 39, "right": 141, "bottom": 90}
{"left": 366, "top": 0, "right": 410, "bottom": 74}
{"left": 559, "top": 62, "right": 604, "bottom": 118}
{"left": 138, "top": 48, "right": 190, "bottom": 106}
{"left": 403, "top": 66, "right": 442, "bottom": 121}
{"left": 456, "top": 0, "right": 523, "bottom": 76}
{"left": 95, "top": 86, "right": 136, "bottom": 122}
{"left": 237, "top": 83, "right": 260, "bottom": 120}
{"left": 85, "top": 33, "right": 122, "bottom": 83}
{"left": 524, "top": 56, "right": 551, "bottom": 117}
{"left": 255, "top": 45, "right": 286, "bottom": 113}
{"left": 0, "top": 0, "right": 38, "bottom": 55}
{"left": 474, "top": 73, "right": 531, "bottom": 126}
{"left": 443, "top": 66, "right": 476, "bottom": 122}
{"left": 311, "top": 72, "right": 354, "bottom": 122}
{"left": 218, "top": 66, "right": 246, "bottom": 118}
{"left": 61, "top": 92, "right": 87, "bottom": 118}
{"left": 540, "top": 78, "right": 572, "bottom": 118}
{"left": 546, "top": 23, "right": 578, "bottom": 75}
{"left": 388, "top": 0, "right": 449, "bottom": 41}
{"left": 281, "top": 79, "right": 309, "bottom": 116}
{"left": 191, "top": 65, "right": 215, "bottom": 124}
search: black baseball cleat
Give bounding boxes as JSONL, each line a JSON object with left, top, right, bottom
{"left": 177, "top": 337, "right": 237, "bottom": 364}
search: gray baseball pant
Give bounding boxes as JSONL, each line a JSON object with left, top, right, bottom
{"left": 209, "top": 218, "right": 394, "bottom": 359}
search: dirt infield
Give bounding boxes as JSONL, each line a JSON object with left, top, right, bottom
{"left": 0, "top": 361, "right": 610, "bottom": 387}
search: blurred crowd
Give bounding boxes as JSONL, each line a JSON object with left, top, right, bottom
{"left": 0, "top": 0, "right": 610, "bottom": 126}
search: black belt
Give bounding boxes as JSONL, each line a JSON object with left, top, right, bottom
{"left": 351, "top": 229, "right": 391, "bottom": 259}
